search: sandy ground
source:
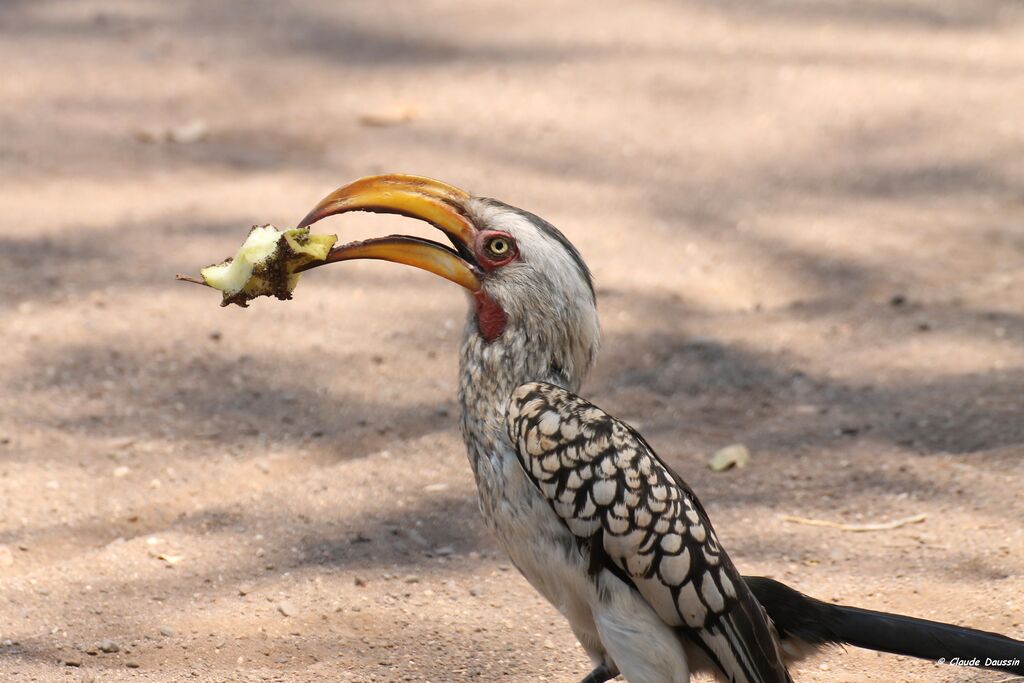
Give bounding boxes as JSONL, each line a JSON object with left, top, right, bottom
{"left": 2, "top": 1, "right": 1024, "bottom": 681}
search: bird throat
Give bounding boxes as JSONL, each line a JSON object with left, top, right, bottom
{"left": 473, "top": 291, "right": 507, "bottom": 342}
{"left": 458, "top": 296, "right": 592, "bottom": 489}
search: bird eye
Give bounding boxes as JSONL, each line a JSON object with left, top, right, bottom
{"left": 486, "top": 237, "right": 510, "bottom": 257}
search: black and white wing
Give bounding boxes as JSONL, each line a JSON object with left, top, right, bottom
{"left": 506, "top": 381, "right": 792, "bottom": 683}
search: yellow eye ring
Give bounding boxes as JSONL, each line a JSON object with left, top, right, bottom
{"left": 487, "top": 237, "right": 510, "bottom": 256}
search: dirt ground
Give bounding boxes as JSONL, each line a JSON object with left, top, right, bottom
{"left": 2, "top": 1, "right": 1023, "bottom": 681}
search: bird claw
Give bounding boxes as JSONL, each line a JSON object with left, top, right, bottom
{"left": 578, "top": 663, "right": 617, "bottom": 683}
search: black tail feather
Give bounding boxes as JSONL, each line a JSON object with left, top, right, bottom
{"left": 747, "top": 576, "right": 1024, "bottom": 676}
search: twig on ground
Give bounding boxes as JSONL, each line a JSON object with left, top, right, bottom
{"left": 782, "top": 513, "right": 927, "bottom": 532}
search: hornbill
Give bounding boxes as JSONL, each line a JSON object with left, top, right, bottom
{"left": 293, "top": 174, "right": 1024, "bottom": 682}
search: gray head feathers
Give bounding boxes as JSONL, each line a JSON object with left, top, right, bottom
{"left": 464, "top": 197, "right": 601, "bottom": 388}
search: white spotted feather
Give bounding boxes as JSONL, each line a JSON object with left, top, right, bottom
{"left": 506, "top": 381, "right": 792, "bottom": 683}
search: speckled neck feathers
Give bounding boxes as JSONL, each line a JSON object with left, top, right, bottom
{"left": 458, "top": 303, "right": 598, "bottom": 492}
{"left": 454, "top": 198, "right": 600, "bottom": 494}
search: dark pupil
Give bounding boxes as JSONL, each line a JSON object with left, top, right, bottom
{"left": 490, "top": 239, "right": 507, "bottom": 255}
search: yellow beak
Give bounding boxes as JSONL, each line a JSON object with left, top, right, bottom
{"left": 296, "top": 174, "right": 482, "bottom": 292}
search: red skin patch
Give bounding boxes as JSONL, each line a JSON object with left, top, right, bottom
{"left": 469, "top": 230, "right": 516, "bottom": 342}
{"left": 474, "top": 291, "right": 507, "bottom": 342}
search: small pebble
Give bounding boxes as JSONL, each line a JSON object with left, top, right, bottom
{"left": 99, "top": 639, "right": 119, "bottom": 653}
{"left": 158, "top": 626, "right": 174, "bottom": 637}
{"left": 125, "top": 660, "right": 140, "bottom": 669}
{"left": 167, "top": 119, "right": 208, "bottom": 144}
{"left": 277, "top": 600, "right": 298, "bottom": 617}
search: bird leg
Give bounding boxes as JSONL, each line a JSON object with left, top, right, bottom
{"left": 578, "top": 663, "right": 617, "bottom": 683}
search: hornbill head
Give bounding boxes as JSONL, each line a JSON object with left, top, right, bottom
{"left": 298, "top": 174, "right": 600, "bottom": 382}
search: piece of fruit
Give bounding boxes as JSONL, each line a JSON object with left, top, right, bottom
{"left": 182, "top": 225, "right": 337, "bottom": 307}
